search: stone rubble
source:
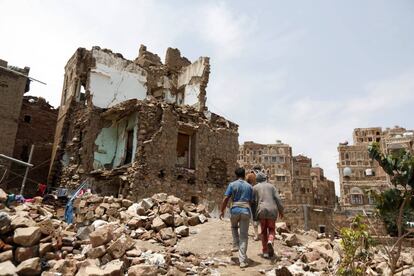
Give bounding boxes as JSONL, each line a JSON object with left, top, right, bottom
{"left": 0, "top": 188, "right": 414, "bottom": 275}
{"left": 0, "top": 190, "right": 218, "bottom": 275}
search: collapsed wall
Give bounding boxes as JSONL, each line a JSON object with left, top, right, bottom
{"left": 48, "top": 45, "right": 238, "bottom": 208}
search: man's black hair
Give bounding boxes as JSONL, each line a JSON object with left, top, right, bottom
{"left": 235, "top": 167, "right": 246, "bottom": 178}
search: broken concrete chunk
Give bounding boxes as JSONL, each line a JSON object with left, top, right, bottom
{"left": 283, "top": 233, "right": 301, "bottom": 247}
{"left": 0, "top": 260, "right": 17, "bottom": 276}
{"left": 175, "top": 226, "right": 189, "bottom": 237}
{"left": 0, "top": 250, "right": 13, "bottom": 262}
{"left": 11, "top": 215, "right": 36, "bottom": 229}
{"left": 16, "top": 257, "right": 41, "bottom": 275}
{"left": 159, "top": 227, "right": 176, "bottom": 240}
{"left": 167, "top": 195, "right": 183, "bottom": 206}
{"left": 187, "top": 216, "right": 200, "bottom": 226}
{"left": 159, "top": 213, "right": 174, "bottom": 226}
{"left": 89, "top": 225, "right": 113, "bottom": 247}
{"left": 275, "top": 222, "right": 289, "bottom": 234}
{"left": 128, "top": 264, "right": 158, "bottom": 276}
{"left": 13, "top": 226, "right": 41, "bottom": 246}
{"left": 76, "top": 225, "right": 94, "bottom": 240}
{"left": 152, "top": 216, "right": 166, "bottom": 232}
{"left": 39, "top": 243, "right": 52, "bottom": 257}
{"left": 141, "top": 198, "right": 155, "bottom": 210}
{"left": 152, "top": 193, "right": 168, "bottom": 203}
{"left": 15, "top": 246, "right": 39, "bottom": 263}
{"left": 87, "top": 245, "right": 106, "bottom": 259}
{"left": 107, "top": 235, "right": 135, "bottom": 259}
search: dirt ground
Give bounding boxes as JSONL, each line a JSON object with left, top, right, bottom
{"left": 177, "top": 218, "right": 298, "bottom": 276}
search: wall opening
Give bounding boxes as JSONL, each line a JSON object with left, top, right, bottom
{"left": 93, "top": 113, "right": 138, "bottom": 170}
{"left": 123, "top": 130, "right": 134, "bottom": 165}
{"left": 24, "top": 115, "right": 31, "bottom": 123}
{"left": 319, "top": 225, "right": 326, "bottom": 233}
{"left": 20, "top": 145, "right": 29, "bottom": 162}
{"left": 191, "top": 196, "right": 199, "bottom": 205}
{"left": 176, "top": 131, "right": 195, "bottom": 169}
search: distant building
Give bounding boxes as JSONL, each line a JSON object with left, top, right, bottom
{"left": 5, "top": 96, "right": 57, "bottom": 195}
{"left": 0, "top": 59, "right": 30, "bottom": 165}
{"left": 337, "top": 126, "right": 414, "bottom": 214}
{"left": 238, "top": 141, "right": 336, "bottom": 233}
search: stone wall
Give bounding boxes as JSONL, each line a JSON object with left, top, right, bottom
{"left": 282, "top": 204, "right": 335, "bottom": 235}
{"left": 0, "top": 59, "right": 30, "bottom": 178}
{"left": 6, "top": 96, "right": 57, "bottom": 196}
{"left": 54, "top": 99, "right": 238, "bottom": 209}
{"left": 49, "top": 45, "right": 212, "bottom": 186}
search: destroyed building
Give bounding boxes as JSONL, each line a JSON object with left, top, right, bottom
{"left": 5, "top": 96, "right": 58, "bottom": 195}
{"left": 48, "top": 45, "right": 239, "bottom": 207}
{"left": 0, "top": 59, "right": 30, "bottom": 174}
{"left": 238, "top": 141, "right": 336, "bottom": 233}
{"left": 337, "top": 126, "right": 414, "bottom": 214}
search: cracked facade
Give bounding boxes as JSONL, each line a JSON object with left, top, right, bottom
{"left": 337, "top": 126, "right": 414, "bottom": 214}
{"left": 48, "top": 45, "right": 238, "bottom": 208}
{"left": 238, "top": 141, "right": 336, "bottom": 233}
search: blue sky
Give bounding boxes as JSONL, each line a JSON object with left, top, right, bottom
{"left": 1, "top": 0, "right": 413, "bottom": 194}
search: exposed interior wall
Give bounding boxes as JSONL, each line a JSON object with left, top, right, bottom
{"left": 89, "top": 49, "right": 148, "bottom": 108}
{"left": 93, "top": 113, "right": 138, "bottom": 169}
{"left": 177, "top": 57, "right": 209, "bottom": 110}
{"left": 56, "top": 99, "right": 238, "bottom": 208}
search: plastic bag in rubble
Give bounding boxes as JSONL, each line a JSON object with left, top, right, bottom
{"left": 141, "top": 251, "right": 165, "bottom": 267}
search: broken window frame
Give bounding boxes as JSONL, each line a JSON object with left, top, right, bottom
{"left": 176, "top": 127, "right": 196, "bottom": 170}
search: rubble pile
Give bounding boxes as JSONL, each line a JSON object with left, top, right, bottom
{"left": 260, "top": 224, "right": 414, "bottom": 276}
{"left": 0, "top": 191, "right": 216, "bottom": 275}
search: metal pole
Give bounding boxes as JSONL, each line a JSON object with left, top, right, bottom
{"left": 20, "top": 145, "right": 35, "bottom": 195}
{"left": 0, "top": 154, "right": 33, "bottom": 167}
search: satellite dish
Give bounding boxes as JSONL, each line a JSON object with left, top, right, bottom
{"left": 343, "top": 167, "right": 352, "bottom": 177}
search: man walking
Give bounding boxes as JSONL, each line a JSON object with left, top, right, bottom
{"left": 252, "top": 172, "right": 284, "bottom": 258}
{"left": 220, "top": 167, "right": 252, "bottom": 268}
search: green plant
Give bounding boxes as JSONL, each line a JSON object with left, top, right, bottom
{"left": 371, "top": 189, "right": 414, "bottom": 236}
{"left": 368, "top": 142, "right": 414, "bottom": 274}
{"left": 338, "top": 215, "right": 375, "bottom": 276}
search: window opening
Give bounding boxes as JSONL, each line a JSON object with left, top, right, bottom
{"left": 24, "top": 115, "right": 31, "bottom": 123}
{"left": 123, "top": 130, "right": 134, "bottom": 165}
{"left": 176, "top": 132, "right": 195, "bottom": 169}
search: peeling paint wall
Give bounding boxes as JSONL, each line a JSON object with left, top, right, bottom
{"left": 93, "top": 113, "right": 138, "bottom": 169}
{"left": 89, "top": 50, "right": 147, "bottom": 108}
{"left": 178, "top": 57, "right": 209, "bottom": 110}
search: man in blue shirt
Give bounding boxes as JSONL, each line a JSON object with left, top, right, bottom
{"left": 220, "top": 167, "right": 252, "bottom": 268}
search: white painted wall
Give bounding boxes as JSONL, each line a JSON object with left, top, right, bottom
{"left": 88, "top": 49, "right": 148, "bottom": 108}
{"left": 177, "top": 57, "right": 208, "bottom": 108}
{"left": 177, "top": 57, "right": 208, "bottom": 88}
{"left": 184, "top": 83, "right": 201, "bottom": 106}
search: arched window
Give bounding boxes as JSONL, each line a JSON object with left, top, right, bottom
{"left": 350, "top": 187, "right": 364, "bottom": 205}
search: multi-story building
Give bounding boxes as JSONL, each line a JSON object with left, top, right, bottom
{"left": 48, "top": 45, "right": 239, "bottom": 208}
{"left": 337, "top": 126, "right": 414, "bottom": 214}
{"left": 238, "top": 141, "right": 336, "bottom": 233}
{"left": 238, "top": 141, "right": 335, "bottom": 207}
{"left": 311, "top": 167, "right": 336, "bottom": 207}
{"left": 238, "top": 140, "right": 292, "bottom": 200}
{"left": 0, "top": 59, "right": 30, "bottom": 174}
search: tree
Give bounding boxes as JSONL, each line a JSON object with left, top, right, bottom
{"left": 338, "top": 215, "right": 375, "bottom": 276}
{"left": 368, "top": 142, "right": 414, "bottom": 274}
